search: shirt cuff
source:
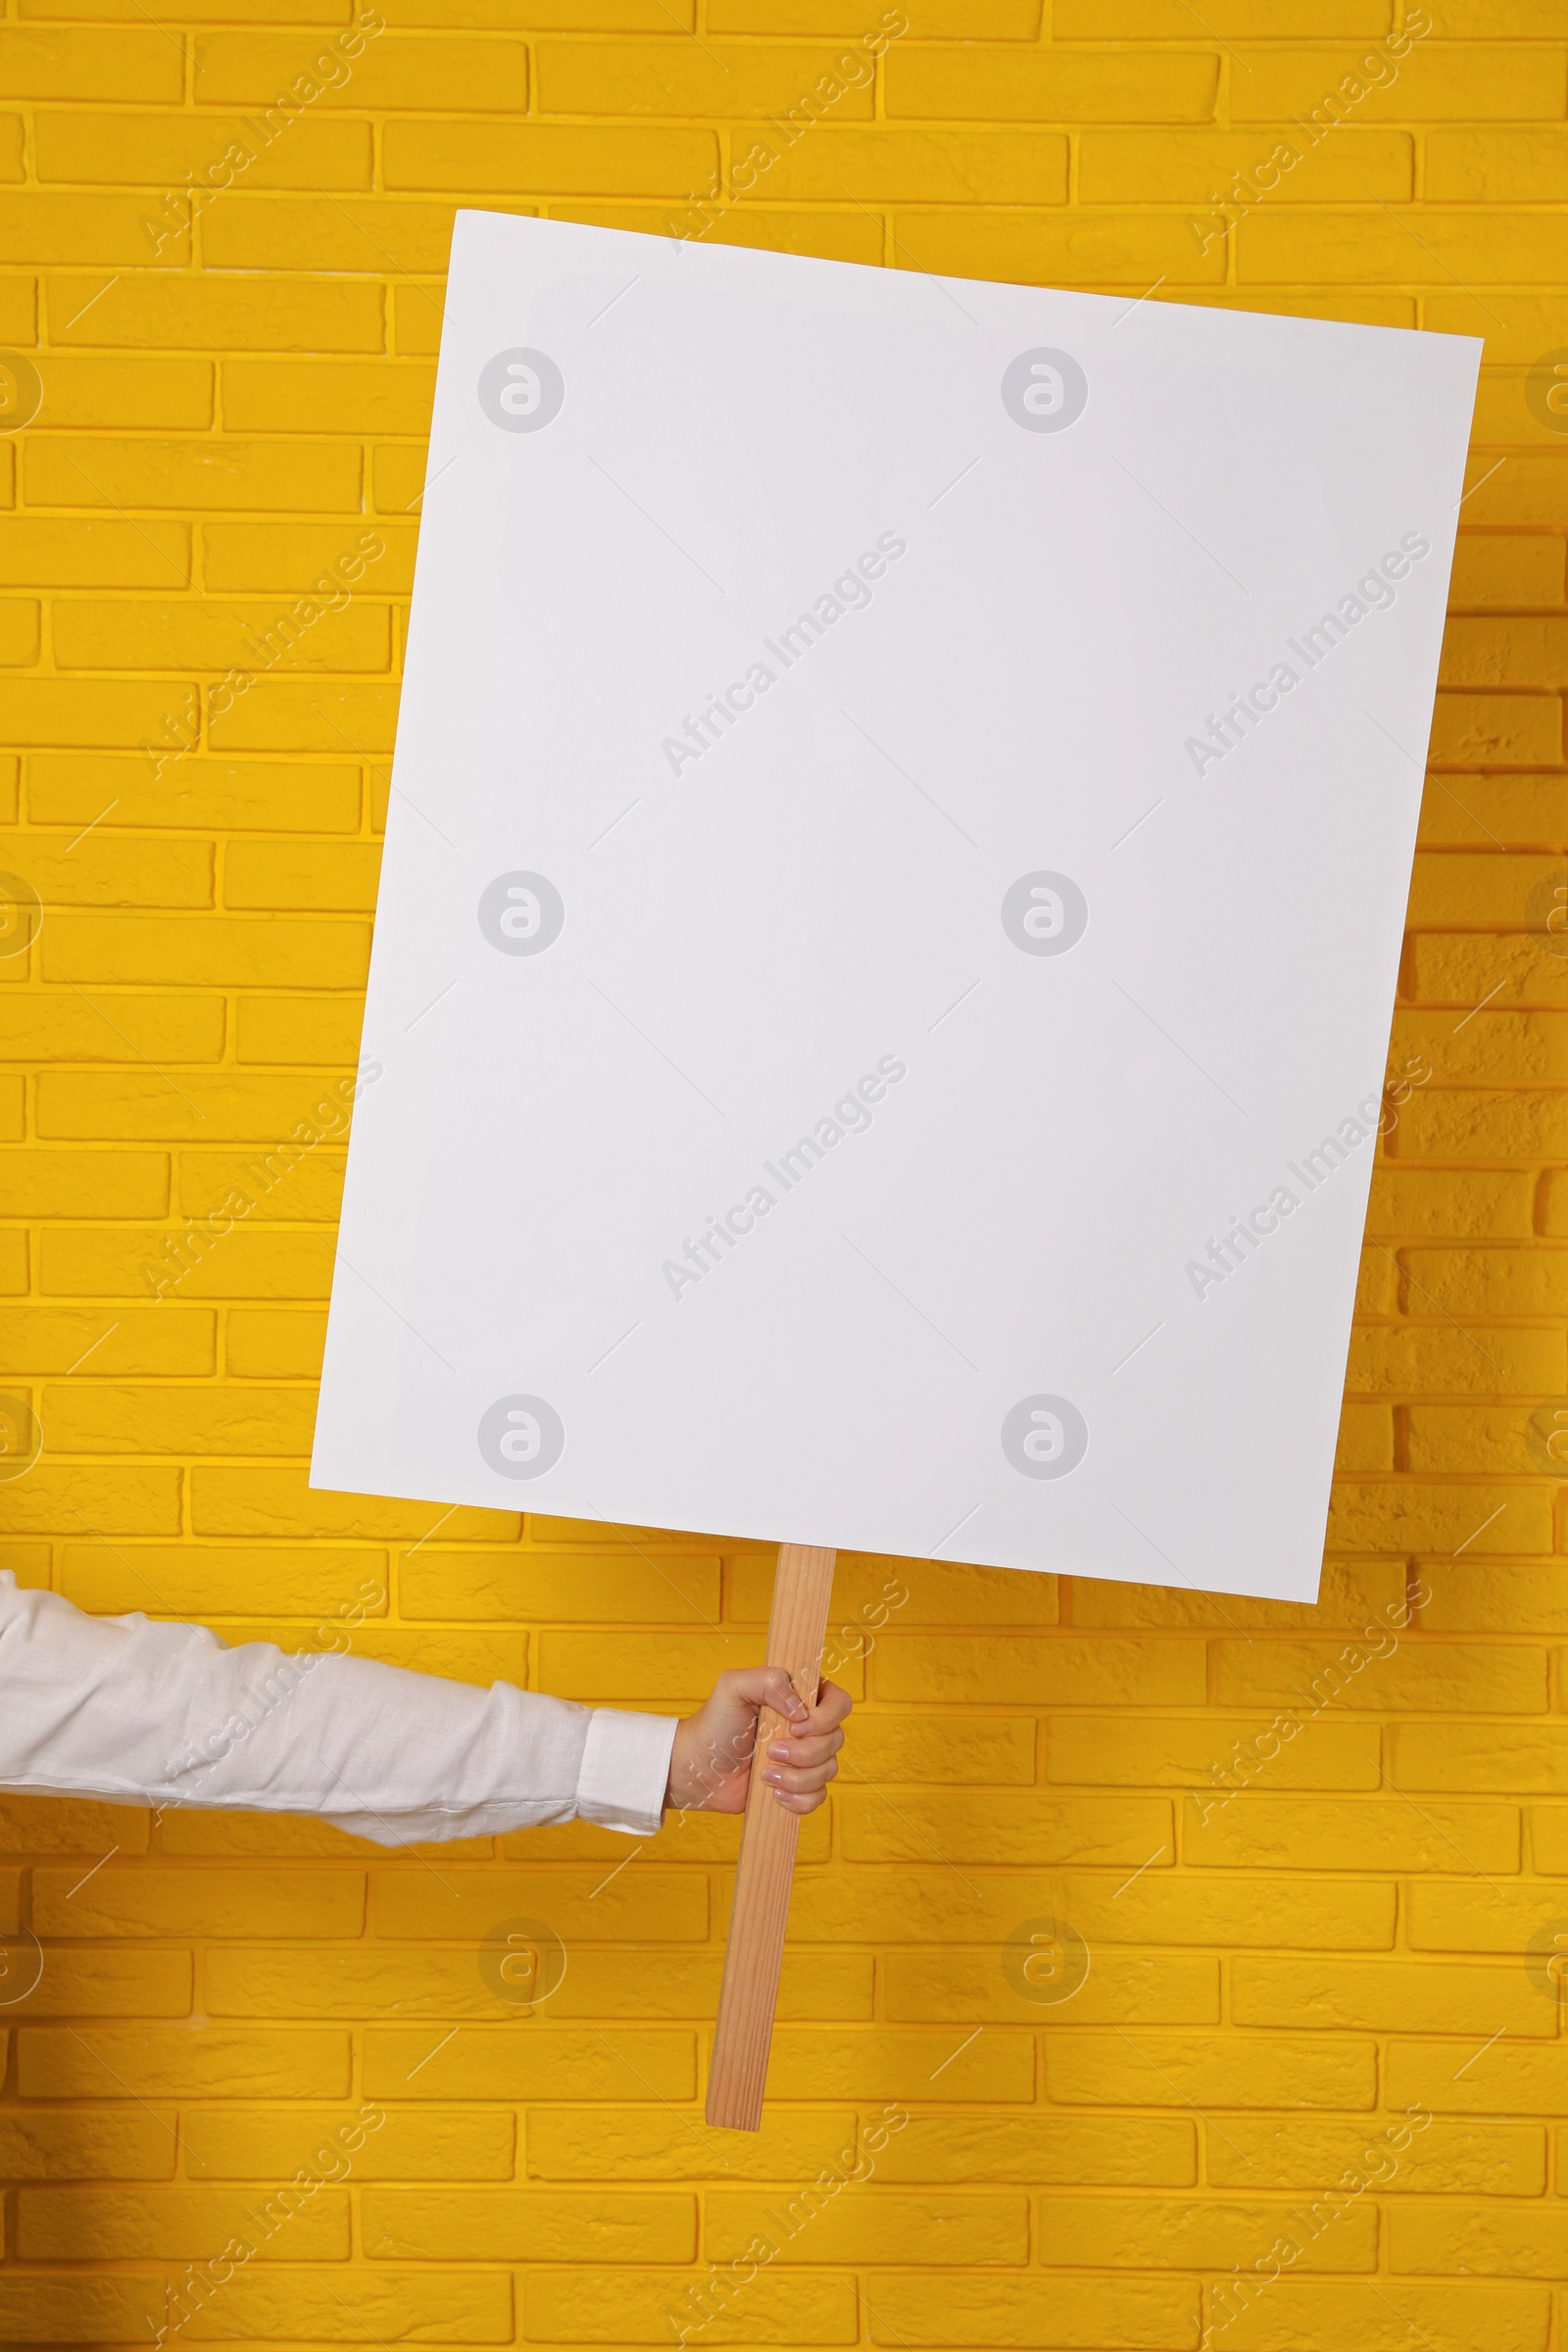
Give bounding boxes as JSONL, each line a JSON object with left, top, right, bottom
{"left": 576, "top": 1706, "right": 678, "bottom": 1838}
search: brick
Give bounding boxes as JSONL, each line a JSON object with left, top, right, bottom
{"left": 184, "top": 2104, "right": 513, "bottom": 2181}
{"left": 199, "top": 2271, "right": 513, "bottom": 2342}
{"left": 1243, "top": 208, "right": 1568, "bottom": 286}
{"left": 712, "top": 0, "right": 1037, "bottom": 24}
{"left": 1448, "top": 535, "right": 1565, "bottom": 608}
{"left": 197, "top": 30, "right": 527, "bottom": 107}
{"left": 709, "top": 2184, "right": 1027, "bottom": 2265}
{"left": 873, "top": 1635, "right": 1203, "bottom": 1705}
{"left": 0, "top": 516, "right": 190, "bottom": 588}
{"left": 0, "top": 29, "right": 181, "bottom": 100}
{"left": 765, "top": 2026, "right": 1033, "bottom": 2102}
{"left": 1395, "top": 1087, "right": 1568, "bottom": 1162}
{"left": 205, "top": 194, "right": 470, "bottom": 274}
{"left": 29, "top": 753, "right": 361, "bottom": 834}
{"left": 1407, "top": 1402, "right": 1561, "bottom": 1473}
{"left": 0, "top": 1149, "right": 168, "bottom": 1216}
{"left": 1390, "top": 2201, "right": 1568, "bottom": 2278}
{"left": 890, "top": 207, "right": 1226, "bottom": 286}
{"left": 224, "top": 839, "right": 381, "bottom": 908}
{"left": 1067, "top": 1562, "right": 1404, "bottom": 1629}
{"left": 203, "top": 519, "right": 417, "bottom": 594}
{"left": 1208, "top": 2116, "right": 1542, "bottom": 2197}
{"left": 1, "top": 839, "right": 214, "bottom": 913}
{"left": 526, "top": 2267, "right": 856, "bottom": 2346}
{"left": 60, "top": 1542, "right": 381, "bottom": 1617}
{"left": 374, "top": 1864, "right": 705, "bottom": 1942}
{"left": 539, "top": 39, "right": 878, "bottom": 117}
{"left": 1365, "top": 1170, "right": 1533, "bottom": 1239}
{"left": 19, "top": 2024, "right": 351, "bottom": 2099}
{"left": 1185, "top": 1795, "right": 1519, "bottom": 1874}
{"left": 225, "top": 1305, "right": 326, "bottom": 1376}
{"left": 20, "top": 2183, "right": 348, "bottom": 2260}
{"left": 0, "top": 678, "right": 197, "bottom": 751}
{"left": 32, "top": 1865, "right": 366, "bottom": 1939}
{"left": 1050, "top": 1872, "right": 1395, "bottom": 1951}
{"left": 1327, "top": 1482, "right": 1551, "bottom": 1556}
{"left": 364, "top": 2185, "right": 694, "bottom": 2261}
{"left": 871, "top": 2113, "right": 1196, "bottom": 2188}
{"left": 839, "top": 1788, "right": 1169, "bottom": 1866}
{"left": 55, "top": 595, "right": 389, "bottom": 675}
{"left": 1049, "top": 1714, "right": 1380, "bottom": 1790}
{"left": 43, "top": 1222, "right": 336, "bottom": 1297}
{"left": 1392, "top": 2037, "right": 1568, "bottom": 2119}
{"left": 35, "top": 110, "right": 371, "bottom": 191}
{"left": 1232, "top": 46, "right": 1566, "bottom": 123}
{"left": 209, "top": 676, "right": 399, "bottom": 752}
{"left": 42, "top": 917, "right": 368, "bottom": 990}
{"left": 27, "top": 434, "right": 360, "bottom": 514}
{"left": 1544, "top": 1170, "right": 1568, "bottom": 1233}
{"left": 0, "top": 1466, "right": 181, "bottom": 1533}
{"left": 1405, "top": 1879, "right": 1568, "bottom": 1952}
{"left": 1448, "top": 450, "right": 1568, "bottom": 530}
{"left": 1081, "top": 124, "right": 1407, "bottom": 200}
{"left": 43, "top": 1381, "right": 315, "bottom": 1455}
{"left": 0, "top": 1794, "right": 148, "bottom": 1856}
{"left": 886, "top": 1948, "right": 1218, "bottom": 2025}
{"left": 194, "top": 1469, "right": 501, "bottom": 1542}
{"left": 746, "top": 125, "right": 1065, "bottom": 205}
{"left": 891, "top": 51, "right": 1214, "bottom": 125}
{"left": 862, "top": 2276, "right": 1200, "bottom": 2349}
{"left": 384, "top": 120, "right": 717, "bottom": 193}
{"left": 1536, "top": 1807, "right": 1568, "bottom": 1872}
{"left": 0, "top": 1946, "right": 189, "bottom": 2019}
{"left": 1047, "top": 2031, "right": 1375, "bottom": 2111}
{"left": 1, "top": 994, "right": 220, "bottom": 1068}
{"left": 1213, "top": 1638, "right": 1544, "bottom": 1714}
{"left": 48, "top": 271, "right": 385, "bottom": 351}
{"left": 0, "top": 2277, "right": 171, "bottom": 2346}
{"left": 1443, "top": 619, "right": 1568, "bottom": 691}
{"left": 1047, "top": 2189, "right": 1376, "bottom": 2271}
{"left": 847, "top": 1713, "right": 1036, "bottom": 1783}
{"left": 1220, "top": 2281, "right": 1547, "bottom": 2352}
{"left": 1403, "top": 1246, "right": 1568, "bottom": 1314}
{"left": 402, "top": 1544, "right": 720, "bottom": 1623}
{"left": 555, "top": 197, "right": 884, "bottom": 267}
{"left": 526, "top": 2106, "right": 865, "bottom": 2182}
{"left": 1430, "top": 692, "right": 1560, "bottom": 764}
{"left": 239, "top": 992, "right": 365, "bottom": 1075}
{"left": 1417, "top": 1569, "right": 1568, "bottom": 1636}
{"left": 0, "top": 1305, "right": 214, "bottom": 1375}
{"left": 364, "top": 2024, "right": 695, "bottom": 2101}
{"left": 541, "top": 1627, "right": 796, "bottom": 1701}
{"left": 218, "top": 373, "right": 428, "bottom": 461}
{"left": 1234, "top": 1954, "right": 1544, "bottom": 2034}
{"left": 180, "top": 1138, "right": 346, "bottom": 1216}
{"left": 0, "top": 2110, "right": 176, "bottom": 2182}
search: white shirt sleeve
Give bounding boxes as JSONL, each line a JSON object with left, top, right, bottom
{"left": 0, "top": 1573, "right": 678, "bottom": 1846}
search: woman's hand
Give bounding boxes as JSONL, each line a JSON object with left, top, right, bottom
{"left": 665, "top": 1668, "right": 852, "bottom": 1816}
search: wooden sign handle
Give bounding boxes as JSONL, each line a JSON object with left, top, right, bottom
{"left": 705, "top": 1542, "right": 837, "bottom": 2132}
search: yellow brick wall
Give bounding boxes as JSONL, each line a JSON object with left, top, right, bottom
{"left": 0, "top": 1, "right": 1565, "bottom": 2346}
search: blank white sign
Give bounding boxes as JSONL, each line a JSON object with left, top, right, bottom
{"left": 311, "top": 210, "right": 1478, "bottom": 1602}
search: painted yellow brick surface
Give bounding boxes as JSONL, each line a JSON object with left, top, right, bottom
{"left": 0, "top": 6, "right": 1565, "bottom": 2345}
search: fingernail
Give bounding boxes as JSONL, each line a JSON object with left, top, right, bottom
{"left": 767, "top": 1743, "right": 789, "bottom": 1761}
{"left": 761, "top": 1769, "right": 782, "bottom": 1785}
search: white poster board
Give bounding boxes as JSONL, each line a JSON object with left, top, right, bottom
{"left": 311, "top": 211, "right": 1478, "bottom": 1603}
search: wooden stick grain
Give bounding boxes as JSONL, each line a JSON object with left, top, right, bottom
{"left": 705, "top": 1543, "right": 837, "bottom": 2132}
